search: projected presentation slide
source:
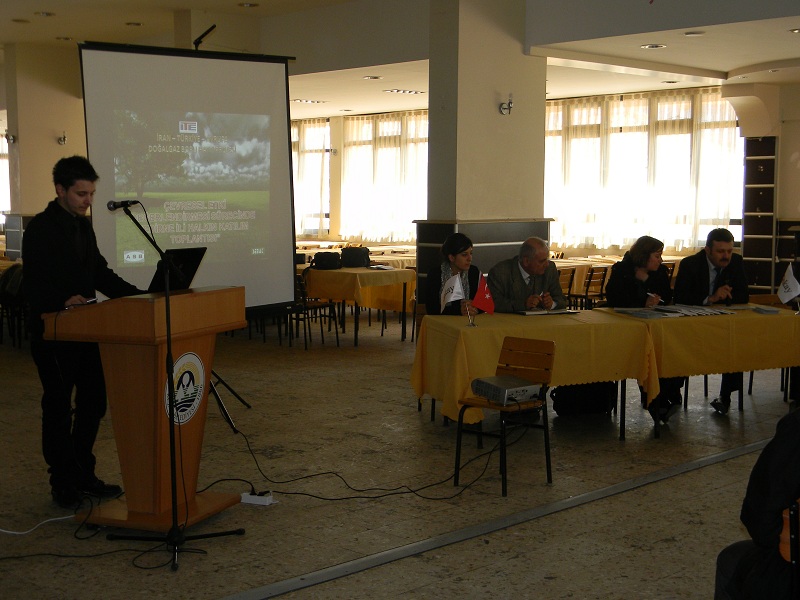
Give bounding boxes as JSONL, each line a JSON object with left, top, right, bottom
{"left": 112, "top": 109, "right": 270, "bottom": 267}
{"left": 81, "top": 43, "right": 296, "bottom": 308}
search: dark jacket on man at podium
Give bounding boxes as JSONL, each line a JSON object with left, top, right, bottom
{"left": 673, "top": 250, "right": 749, "bottom": 306}
{"left": 23, "top": 199, "right": 142, "bottom": 336}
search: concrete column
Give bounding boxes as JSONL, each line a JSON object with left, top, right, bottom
{"left": 428, "top": 0, "right": 547, "bottom": 221}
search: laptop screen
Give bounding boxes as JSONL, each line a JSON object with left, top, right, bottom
{"left": 147, "top": 247, "right": 207, "bottom": 293}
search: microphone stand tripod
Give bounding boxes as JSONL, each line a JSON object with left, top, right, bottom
{"left": 106, "top": 206, "right": 244, "bottom": 570}
{"left": 209, "top": 370, "right": 251, "bottom": 434}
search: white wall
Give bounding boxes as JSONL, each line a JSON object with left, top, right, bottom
{"left": 525, "top": 0, "right": 799, "bottom": 46}
{"left": 5, "top": 44, "right": 86, "bottom": 215}
{"left": 778, "top": 84, "right": 800, "bottom": 219}
{"left": 258, "top": 0, "right": 429, "bottom": 75}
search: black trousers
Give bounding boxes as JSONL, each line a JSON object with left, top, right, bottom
{"left": 31, "top": 338, "right": 108, "bottom": 489}
{"left": 720, "top": 371, "right": 744, "bottom": 397}
{"left": 715, "top": 539, "right": 793, "bottom": 599}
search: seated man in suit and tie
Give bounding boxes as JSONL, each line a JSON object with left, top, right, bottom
{"left": 673, "top": 227, "right": 749, "bottom": 415}
{"left": 487, "top": 237, "right": 565, "bottom": 313}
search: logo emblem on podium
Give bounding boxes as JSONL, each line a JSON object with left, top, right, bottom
{"left": 165, "top": 352, "right": 205, "bottom": 424}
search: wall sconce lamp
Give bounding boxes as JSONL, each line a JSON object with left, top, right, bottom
{"left": 499, "top": 94, "right": 513, "bottom": 115}
{"left": 4, "top": 130, "right": 16, "bottom": 144}
{"left": 58, "top": 131, "right": 67, "bottom": 145}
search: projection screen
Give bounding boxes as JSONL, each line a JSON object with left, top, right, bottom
{"left": 80, "top": 42, "right": 296, "bottom": 310}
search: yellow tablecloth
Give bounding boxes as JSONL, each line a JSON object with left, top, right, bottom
{"left": 303, "top": 267, "right": 415, "bottom": 311}
{"left": 370, "top": 254, "right": 417, "bottom": 269}
{"left": 607, "top": 306, "right": 800, "bottom": 379}
{"left": 411, "top": 311, "right": 658, "bottom": 424}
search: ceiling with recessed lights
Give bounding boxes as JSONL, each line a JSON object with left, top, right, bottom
{"left": 0, "top": 1, "right": 799, "bottom": 120}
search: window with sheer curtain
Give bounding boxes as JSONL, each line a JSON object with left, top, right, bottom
{"left": 291, "top": 118, "right": 330, "bottom": 236}
{"left": 340, "top": 111, "right": 428, "bottom": 242}
{"left": 545, "top": 87, "right": 743, "bottom": 251}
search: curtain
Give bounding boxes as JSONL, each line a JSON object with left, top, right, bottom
{"left": 340, "top": 111, "right": 428, "bottom": 242}
{"left": 545, "top": 87, "right": 743, "bottom": 251}
{"left": 292, "top": 118, "right": 330, "bottom": 237}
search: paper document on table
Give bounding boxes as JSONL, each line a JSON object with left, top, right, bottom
{"left": 613, "top": 307, "right": 678, "bottom": 319}
{"left": 752, "top": 305, "right": 780, "bottom": 314}
{"left": 369, "top": 265, "right": 394, "bottom": 270}
{"left": 654, "top": 304, "right": 735, "bottom": 316}
{"left": 518, "top": 308, "right": 577, "bottom": 316}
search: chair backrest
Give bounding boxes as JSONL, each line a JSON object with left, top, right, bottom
{"left": 294, "top": 273, "right": 306, "bottom": 302}
{"left": 662, "top": 262, "right": 676, "bottom": 286}
{"left": 495, "top": 337, "right": 556, "bottom": 387}
{"left": 557, "top": 267, "right": 575, "bottom": 297}
{"left": 583, "top": 266, "right": 608, "bottom": 298}
{"left": 0, "top": 263, "right": 23, "bottom": 303}
{"left": 750, "top": 293, "right": 787, "bottom": 309}
{"left": 779, "top": 499, "right": 800, "bottom": 598}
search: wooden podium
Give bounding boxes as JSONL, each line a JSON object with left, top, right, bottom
{"left": 43, "top": 286, "right": 247, "bottom": 532}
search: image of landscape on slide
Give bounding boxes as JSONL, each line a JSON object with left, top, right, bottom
{"left": 111, "top": 109, "right": 271, "bottom": 266}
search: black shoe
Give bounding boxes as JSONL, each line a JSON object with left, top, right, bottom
{"left": 78, "top": 478, "right": 122, "bottom": 498}
{"left": 710, "top": 397, "right": 731, "bottom": 415}
{"left": 662, "top": 402, "right": 681, "bottom": 423}
{"left": 648, "top": 402, "right": 668, "bottom": 425}
{"left": 51, "top": 486, "right": 83, "bottom": 510}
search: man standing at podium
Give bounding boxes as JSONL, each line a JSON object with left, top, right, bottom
{"left": 23, "top": 156, "right": 144, "bottom": 510}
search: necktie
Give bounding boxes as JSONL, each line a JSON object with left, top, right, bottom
{"left": 712, "top": 267, "right": 720, "bottom": 295}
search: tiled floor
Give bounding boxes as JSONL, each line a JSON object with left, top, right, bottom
{"left": 0, "top": 311, "right": 790, "bottom": 599}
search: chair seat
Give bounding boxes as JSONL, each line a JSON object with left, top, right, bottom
{"left": 453, "top": 336, "right": 555, "bottom": 496}
{"left": 459, "top": 396, "right": 544, "bottom": 413}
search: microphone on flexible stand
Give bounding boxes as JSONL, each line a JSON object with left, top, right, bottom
{"left": 107, "top": 200, "right": 139, "bottom": 211}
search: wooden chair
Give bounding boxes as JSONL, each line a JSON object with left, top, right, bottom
{"left": 779, "top": 499, "right": 800, "bottom": 596}
{"left": 294, "top": 271, "right": 340, "bottom": 350}
{"left": 0, "top": 263, "right": 26, "bottom": 348}
{"left": 573, "top": 265, "right": 608, "bottom": 310}
{"left": 662, "top": 261, "right": 676, "bottom": 288}
{"left": 557, "top": 266, "right": 576, "bottom": 308}
{"left": 454, "top": 337, "right": 556, "bottom": 496}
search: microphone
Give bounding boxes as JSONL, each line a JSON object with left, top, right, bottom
{"left": 107, "top": 200, "right": 138, "bottom": 211}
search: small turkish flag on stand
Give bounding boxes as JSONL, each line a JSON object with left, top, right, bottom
{"left": 471, "top": 274, "right": 495, "bottom": 314}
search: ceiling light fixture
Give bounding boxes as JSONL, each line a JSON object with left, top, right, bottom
{"left": 363, "top": 76, "right": 383, "bottom": 80}
{"left": 11, "top": 19, "right": 31, "bottom": 24}
{"left": 383, "top": 89, "right": 425, "bottom": 95}
{"left": 238, "top": 2, "right": 259, "bottom": 7}
{"left": 683, "top": 31, "right": 705, "bottom": 37}
{"left": 34, "top": 11, "right": 55, "bottom": 17}
{"left": 55, "top": 36, "right": 73, "bottom": 41}
{"left": 640, "top": 44, "right": 666, "bottom": 49}
{"left": 662, "top": 80, "right": 678, "bottom": 84}
{"left": 291, "top": 99, "right": 327, "bottom": 104}
{"left": 125, "top": 22, "right": 143, "bottom": 27}
{"left": 790, "top": 28, "right": 800, "bottom": 34}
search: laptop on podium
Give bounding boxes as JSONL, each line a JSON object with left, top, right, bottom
{"left": 147, "top": 247, "right": 207, "bottom": 293}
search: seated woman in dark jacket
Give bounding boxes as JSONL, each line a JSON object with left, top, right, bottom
{"left": 425, "top": 232, "right": 481, "bottom": 317}
{"left": 605, "top": 235, "right": 673, "bottom": 308}
{"left": 606, "top": 235, "right": 682, "bottom": 424}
